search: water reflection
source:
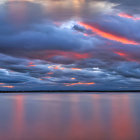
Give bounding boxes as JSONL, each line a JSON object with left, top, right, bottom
{"left": 0, "top": 93, "right": 139, "bottom": 140}
{"left": 13, "top": 95, "right": 25, "bottom": 139}
{"left": 110, "top": 95, "right": 136, "bottom": 140}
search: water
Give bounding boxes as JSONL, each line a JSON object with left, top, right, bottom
{"left": 0, "top": 93, "right": 140, "bottom": 140}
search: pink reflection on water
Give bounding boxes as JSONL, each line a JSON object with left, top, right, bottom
{"left": 0, "top": 93, "right": 138, "bottom": 140}
{"left": 13, "top": 95, "right": 25, "bottom": 139}
{"left": 110, "top": 94, "right": 136, "bottom": 140}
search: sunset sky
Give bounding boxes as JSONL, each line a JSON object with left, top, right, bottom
{"left": 0, "top": 0, "right": 140, "bottom": 90}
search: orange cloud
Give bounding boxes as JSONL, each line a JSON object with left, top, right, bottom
{"left": 47, "top": 72, "right": 54, "bottom": 75}
{"left": 79, "top": 22, "right": 139, "bottom": 45}
{"left": 71, "top": 78, "right": 76, "bottom": 80}
{"left": 115, "top": 51, "right": 140, "bottom": 63}
{"left": 64, "top": 82, "right": 95, "bottom": 86}
{"left": 54, "top": 66, "right": 65, "bottom": 70}
{"left": 115, "top": 51, "right": 127, "bottom": 57}
{"left": 28, "top": 62, "right": 36, "bottom": 67}
{"left": 35, "top": 50, "right": 91, "bottom": 60}
{"left": 48, "top": 50, "right": 91, "bottom": 59}
{"left": 71, "top": 68, "right": 81, "bottom": 70}
{"left": 118, "top": 13, "right": 140, "bottom": 21}
{"left": 1, "top": 86, "right": 15, "bottom": 88}
{"left": 44, "top": 76, "right": 52, "bottom": 79}
{"left": 48, "top": 65, "right": 65, "bottom": 70}
{"left": 0, "top": 83, "right": 4, "bottom": 85}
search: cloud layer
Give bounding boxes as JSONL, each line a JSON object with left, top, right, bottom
{"left": 0, "top": 0, "right": 140, "bottom": 90}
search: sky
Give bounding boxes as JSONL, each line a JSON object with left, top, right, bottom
{"left": 0, "top": 0, "right": 140, "bottom": 91}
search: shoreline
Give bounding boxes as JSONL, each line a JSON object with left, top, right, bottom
{"left": 0, "top": 90, "right": 140, "bottom": 93}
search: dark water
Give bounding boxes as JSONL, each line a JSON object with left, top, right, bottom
{"left": 0, "top": 93, "right": 140, "bottom": 140}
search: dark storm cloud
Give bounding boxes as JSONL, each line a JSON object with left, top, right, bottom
{"left": 0, "top": 1, "right": 100, "bottom": 58}
{"left": 0, "top": 53, "right": 54, "bottom": 78}
{"left": 1, "top": 53, "right": 140, "bottom": 90}
{"left": 0, "top": 19, "right": 102, "bottom": 64}
{"left": 0, "top": 68, "right": 36, "bottom": 84}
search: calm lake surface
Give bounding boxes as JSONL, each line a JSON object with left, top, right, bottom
{"left": 0, "top": 93, "right": 140, "bottom": 140}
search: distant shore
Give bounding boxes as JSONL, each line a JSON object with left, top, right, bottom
{"left": 0, "top": 90, "right": 140, "bottom": 93}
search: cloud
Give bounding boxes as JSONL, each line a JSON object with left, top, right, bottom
{"left": 0, "top": 0, "right": 140, "bottom": 90}
{"left": 79, "top": 22, "right": 140, "bottom": 45}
